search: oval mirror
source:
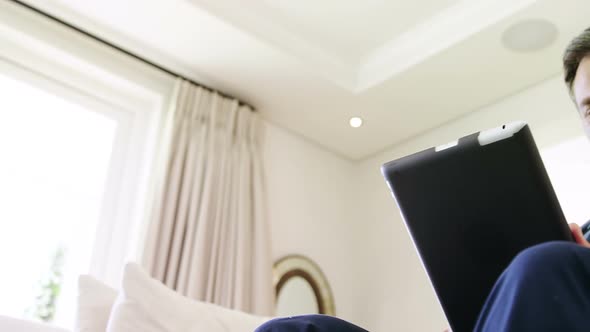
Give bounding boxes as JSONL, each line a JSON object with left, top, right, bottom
{"left": 273, "top": 255, "right": 335, "bottom": 316}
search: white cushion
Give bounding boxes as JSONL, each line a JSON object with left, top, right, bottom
{"left": 0, "top": 315, "right": 69, "bottom": 332}
{"left": 107, "top": 263, "right": 269, "bottom": 332}
{"left": 75, "top": 275, "right": 118, "bottom": 332}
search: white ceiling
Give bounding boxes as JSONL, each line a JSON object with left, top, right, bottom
{"left": 195, "top": 0, "right": 461, "bottom": 66}
{"left": 19, "top": 0, "right": 590, "bottom": 159}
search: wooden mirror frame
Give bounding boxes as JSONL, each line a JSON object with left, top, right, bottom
{"left": 273, "top": 255, "right": 335, "bottom": 315}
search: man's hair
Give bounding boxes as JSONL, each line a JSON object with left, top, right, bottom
{"left": 564, "top": 27, "right": 590, "bottom": 95}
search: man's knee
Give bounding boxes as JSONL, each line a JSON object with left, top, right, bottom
{"left": 508, "top": 241, "right": 580, "bottom": 280}
{"left": 255, "top": 317, "right": 306, "bottom": 332}
{"left": 255, "top": 315, "right": 368, "bottom": 332}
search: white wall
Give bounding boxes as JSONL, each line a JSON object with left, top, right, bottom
{"left": 263, "top": 122, "right": 367, "bottom": 326}
{"left": 354, "top": 75, "right": 584, "bottom": 331}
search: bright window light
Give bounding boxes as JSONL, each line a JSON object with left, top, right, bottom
{"left": 0, "top": 71, "right": 117, "bottom": 328}
{"left": 542, "top": 136, "right": 590, "bottom": 225}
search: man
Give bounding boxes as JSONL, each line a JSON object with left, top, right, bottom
{"left": 472, "top": 26, "right": 590, "bottom": 332}
{"left": 256, "top": 27, "right": 590, "bottom": 332}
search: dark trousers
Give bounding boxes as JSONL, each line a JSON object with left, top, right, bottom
{"left": 256, "top": 241, "right": 590, "bottom": 332}
{"left": 255, "top": 315, "right": 368, "bottom": 332}
{"left": 474, "top": 241, "right": 590, "bottom": 331}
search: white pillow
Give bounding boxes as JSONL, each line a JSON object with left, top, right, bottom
{"left": 107, "top": 263, "right": 269, "bottom": 332}
{"left": 0, "top": 315, "right": 69, "bottom": 332}
{"left": 75, "top": 275, "right": 118, "bottom": 332}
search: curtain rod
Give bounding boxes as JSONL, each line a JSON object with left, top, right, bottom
{"left": 10, "top": 0, "right": 255, "bottom": 110}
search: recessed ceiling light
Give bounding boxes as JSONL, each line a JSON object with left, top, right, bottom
{"left": 349, "top": 116, "right": 363, "bottom": 128}
{"left": 502, "top": 19, "right": 558, "bottom": 53}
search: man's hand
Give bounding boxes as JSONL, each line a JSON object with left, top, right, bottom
{"left": 569, "top": 223, "right": 590, "bottom": 248}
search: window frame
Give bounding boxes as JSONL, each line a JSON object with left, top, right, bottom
{"left": 0, "top": 0, "right": 174, "bottom": 287}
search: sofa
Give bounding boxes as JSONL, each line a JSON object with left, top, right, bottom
{"left": 0, "top": 263, "right": 270, "bottom": 332}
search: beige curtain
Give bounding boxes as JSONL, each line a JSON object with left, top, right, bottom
{"left": 142, "top": 79, "right": 273, "bottom": 315}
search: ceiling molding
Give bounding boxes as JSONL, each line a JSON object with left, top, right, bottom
{"left": 354, "top": 0, "right": 539, "bottom": 92}
{"left": 190, "top": 0, "right": 540, "bottom": 94}
{"left": 188, "top": 0, "right": 358, "bottom": 90}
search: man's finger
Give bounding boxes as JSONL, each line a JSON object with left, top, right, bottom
{"left": 570, "top": 223, "right": 590, "bottom": 248}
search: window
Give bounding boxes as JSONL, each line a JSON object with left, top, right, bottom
{"left": 0, "top": 1, "right": 174, "bottom": 327}
{"left": 0, "top": 70, "right": 118, "bottom": 326}
{"left": 542, "top": 136, "right": 590, "bottom": 225}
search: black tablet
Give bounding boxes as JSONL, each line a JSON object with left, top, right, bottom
{"left": 381, "top": 122, "right": 572, "bottom": 332}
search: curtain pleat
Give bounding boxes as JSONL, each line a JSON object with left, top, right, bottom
{"left": 142, "top": 79, "right": 273, "bottom": 315}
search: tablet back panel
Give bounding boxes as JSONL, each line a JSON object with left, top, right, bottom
{"left": 381, "top": 124, "right": 572, "bottom": 332}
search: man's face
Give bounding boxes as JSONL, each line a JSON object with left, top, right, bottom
{"left": 573, "top": 56, "right": 590, "bottom": 138}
